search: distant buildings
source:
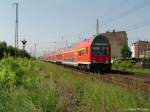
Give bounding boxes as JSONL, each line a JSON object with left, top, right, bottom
{"left": 102, "top": 30, "right": 128, "bottom": 58}
{"left": 131, "top": 40, "right": 150, "bottom": 58}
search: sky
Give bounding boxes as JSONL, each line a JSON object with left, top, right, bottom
{"left": 0, "top": 0, "right": 150, "bottom": 56}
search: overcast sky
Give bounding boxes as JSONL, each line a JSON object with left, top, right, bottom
{"left": 0, "top": 0, "right": 150, "bottom": 56}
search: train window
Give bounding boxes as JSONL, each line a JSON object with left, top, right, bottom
{"left": 79, "top": 51, "right": 81, "bottom": 56}
{"left": 92, "top": 45, "right": 109, "bottom": 56}
{"left": 81, "top": 50, "right": 85, "bottom": 56}
{"left": 79, "top": 50, "right": 85, "bottom": 56}
{"left": 92, "top": 47, "right": 100, "bottom": 50}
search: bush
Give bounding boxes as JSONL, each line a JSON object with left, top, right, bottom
{"left": 0, "top": 41, "right": 31, "bottom": 59}
{"left": 0, "top": 58, "right": 34, "bottom": 87}
{"left": 142, "top": 57, "right": 150, "bottom": 63}
{"left": 113, "top": 59, "right": 133, "bottom": 70}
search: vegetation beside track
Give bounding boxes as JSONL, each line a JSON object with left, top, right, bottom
{"left": 0, "top": 58, "right": 150, "bottom": 112}
{"left": 0, "top": 41, "right": 31, "bottom": 59}
{"left": 112, "top": 59, "right": 150, "bottom": 74}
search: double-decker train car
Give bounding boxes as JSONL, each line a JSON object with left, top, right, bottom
{"left": 44, "top": 34, "right": 111, "bottom": 72}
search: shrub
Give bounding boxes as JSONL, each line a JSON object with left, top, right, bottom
{"left": 113, "top": 59, "right": 133, "bottom": 70}
{"left": 0, "top": 58, "right": 34, "bottom": 87}
{"left": 142, "top": 57, "right": 150, "bottom": 63}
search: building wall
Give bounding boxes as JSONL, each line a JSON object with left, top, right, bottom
{"left": 131, "top": 43, "right": 139, "bottom": 58}
{"left": 131, "top": 45, "right": 135, "bottom": 58}
{"left": 131, "top": 41, "right": 150, "bottom": 58}
{"left": 102, "top": 31, "right": 128, "bottom": 58}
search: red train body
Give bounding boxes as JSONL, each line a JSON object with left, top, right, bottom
{"left": 44, "top": 35, "right": 111, "bottom": 72}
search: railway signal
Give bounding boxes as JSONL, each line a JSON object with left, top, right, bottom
{"left": 21, "top": 40, "right": 27, "bottom": 57}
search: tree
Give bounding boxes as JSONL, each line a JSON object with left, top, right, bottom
{"left": 121, "top": 44, "right": 132, "bottom": 58}
{"left": 7, "top": 45, "right": 15, "bottom": 56}
{"left": 0, "top": 42, "right": 7, "bottom": 59}
{"left": 0, "top": 41, "right": 31, "bottom": 59}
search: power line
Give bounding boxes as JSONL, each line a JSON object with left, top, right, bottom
{"left": 102, "top": 0, "right": 150, "bottom": 33}
{"left": 126, "top": 22, "right": 150, "bottom": 32}
{"left": 104, "top": 0, "right": 150, "bottom": 25}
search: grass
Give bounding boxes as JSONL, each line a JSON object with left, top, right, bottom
{"left": 113, "top": 65, "right": 150, "bottom": 74}
{"left": 122, "top": 67, "right": 150, "bottom": 74}
{"left": 112, "top": 60, "right": 150, "bottom": 74}
{"left": 0, "top": 58, "right": 150, "bottom": 112}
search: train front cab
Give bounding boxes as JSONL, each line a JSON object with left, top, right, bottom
{"left": 90, "top": 35, "right": 111, "bottom": 73}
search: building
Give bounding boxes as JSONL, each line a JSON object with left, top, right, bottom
{"left": 131, "top": 40, "right": 150, "bottom": 58}
{"left": 102, "top": 30, "right": 128, "bottom": 58}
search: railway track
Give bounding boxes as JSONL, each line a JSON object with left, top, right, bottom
{"left": 100, "top": 72, "right": 150, "bottom": 93}
{"left": 69, "top": 67, "right": 150, "bottom": 93}
{"left": 46, "top": 62, "right": 150, "bottom": 93}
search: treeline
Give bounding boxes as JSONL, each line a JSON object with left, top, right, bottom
{"left": 0, "top": 41, "right": 31, "bottom": 59}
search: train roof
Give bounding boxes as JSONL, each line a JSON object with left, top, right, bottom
{"left": 64, "top": 35, "right": 109, "bottom": 51}
{"left": 46, "top": 35, "right": 109, "bottom": 56}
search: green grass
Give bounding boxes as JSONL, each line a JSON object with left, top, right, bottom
{"left": 0, "top": 58, "right": 150, "bottom": 112}
{"left": 119, "top": 67, "right": 150, "bottom": 74}
{"left": 112, "top": 60, "right": 150, "bottom": 74}
{"left": 113, "top": 65, "right": 150, "bottom": 74}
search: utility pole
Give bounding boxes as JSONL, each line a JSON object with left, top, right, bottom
{"left": 96, "top": 18, "right": 99, "bottom": 35}
{"left": 65, "top": 40, "right": 68, "bottom": 47}
{"left": 14, "top": 2, "right": 19, "bottom": 58}
{"left": 30, "top": 47, "right": 32, "bottom": 57}
{"left": 35, "top": 43, "right": 37, "bottom": 58}
{"left": 62, "top": 35, "right": 63, "bottom": 40}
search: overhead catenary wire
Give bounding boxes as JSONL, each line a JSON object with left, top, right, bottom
{"left": 104, "top": 0, "right": 150, "bottom": 25}
{"left": 125, "top": 22, "right": 150, "bottom": 32}
{"left": 39, "top": 0, "right": 150, "bottom": 56}
{"left": 101, "top": 0, "right": 150, "bottom": 33}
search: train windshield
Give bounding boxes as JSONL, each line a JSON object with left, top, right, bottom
{"left": 92, "top": 35, "right": 109, "bottom": 56}
{"left": 92, "top": 44, "right": 109, "bottom": 56}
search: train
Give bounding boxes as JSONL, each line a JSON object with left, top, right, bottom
{"left": 43, "top": 34, "right": 112, "bottom": 73}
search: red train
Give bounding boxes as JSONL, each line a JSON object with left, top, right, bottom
{"left": 43, "top": 35, "right": 111, "bottom": 72}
